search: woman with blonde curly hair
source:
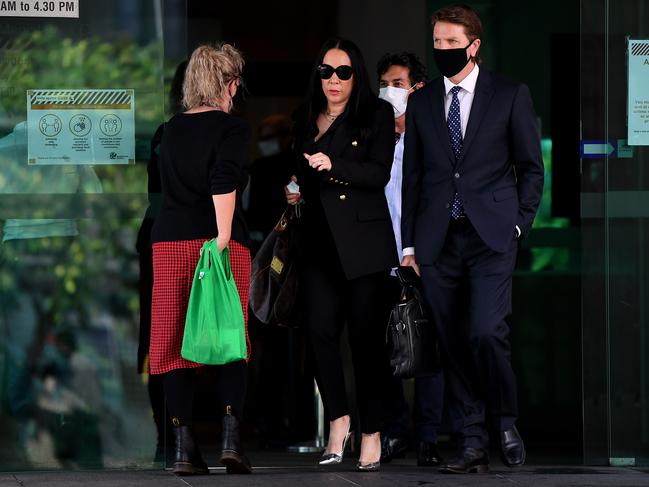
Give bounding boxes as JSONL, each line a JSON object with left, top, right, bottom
{"left": 149, "top": 43, "right": 252, "bottom": 475}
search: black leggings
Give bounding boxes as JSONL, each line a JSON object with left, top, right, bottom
{"left": 163, "top": 360, "right": 247, "bottom": 426}
{"left": 301, "top": 261, "right": 390, "bottom": 434}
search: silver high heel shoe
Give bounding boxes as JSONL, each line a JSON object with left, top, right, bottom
{"left": 356, "top": 460, "right": 380, "bottom": 472}
{"left": 319, "top": 429, "right": 353, "bottom": 465}
{"left": 356, "top": 433, "right": 381, "bottom": 471}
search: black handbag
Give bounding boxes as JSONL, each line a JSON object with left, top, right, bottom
{"left": 386, "top": 266, "right": 441, "bottom": 378}
{"left": 249, "top": 205, "right": 300, "bottom": 328}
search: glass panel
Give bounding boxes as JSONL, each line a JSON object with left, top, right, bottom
{"left": 580, "top": 0, "right": 609, "bottom": 466}
{"left": 581, "top": 0, "right": 649, "bottom": 467}
{"left": 0, "top": 0, "right": 185, "bottom": 470}
{"left": 606, "top": 0, "right": 649, "bottom": 467}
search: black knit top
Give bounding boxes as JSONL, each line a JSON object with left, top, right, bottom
{"left": 151, "top": 110, "right": 251, "bottom": 247}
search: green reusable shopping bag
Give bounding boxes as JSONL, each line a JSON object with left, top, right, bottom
{"left": 181, "top": 240, "right": 247, "bottom": 365}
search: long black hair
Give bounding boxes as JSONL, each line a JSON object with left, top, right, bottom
{"left": 301, "top": 38, "right": 376, "bottom": 142}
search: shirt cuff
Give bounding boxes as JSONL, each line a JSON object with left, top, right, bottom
{"left": 515, "top": 225, "right": 521, "bottom": 238}
{"left": 402, "top": 247, "right": 415, "bottom": 256}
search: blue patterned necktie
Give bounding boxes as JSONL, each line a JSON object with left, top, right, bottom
{"left": 447, "top": 85, "right": 464, "bottom": 219}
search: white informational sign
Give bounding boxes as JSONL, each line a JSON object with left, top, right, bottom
{"left": 27, "top": 89, "right": 135, "bottom": 165}
{"left": 628, "top": 39, "right": 649, "bottom": 146}
{"left": 0, "top": 1, "right": 78, "bottom": 17}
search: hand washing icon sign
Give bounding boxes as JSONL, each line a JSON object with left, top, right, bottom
{"left": 39, "top": 114, "right": 62, "bottom": 137}
{"left": 69, "top": 114, "right": 92, "bottom": 137}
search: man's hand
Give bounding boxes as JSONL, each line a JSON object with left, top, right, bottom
{"left": 401, "top": 255, "right": 420, "bottom": 276}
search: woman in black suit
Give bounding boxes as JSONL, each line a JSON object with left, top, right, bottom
{"left": 286, "top": 38, "right": 397, "bottom": 471}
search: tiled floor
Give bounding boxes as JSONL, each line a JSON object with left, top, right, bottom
{"left": 2, "top": 453, "right": 649, "bottom": 487}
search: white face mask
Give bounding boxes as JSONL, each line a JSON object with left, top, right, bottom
{"left": 258, "top": 138, "right": 280, "bottom": 157}
{"left": 379, "top": 86, "right": 411, "bottom": 118}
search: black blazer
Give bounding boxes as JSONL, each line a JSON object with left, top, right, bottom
{"left": 295, "top": 99, "right": 398, "bottom": 280}
{"left": 402, "top": 69, "right": 544, "bottom": 265}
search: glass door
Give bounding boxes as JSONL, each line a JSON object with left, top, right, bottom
{"left": 0, "top": 0, "right": 186, "bottom": 470}
{"left": 581, "top": 0, "right": 649, "bottom": 467}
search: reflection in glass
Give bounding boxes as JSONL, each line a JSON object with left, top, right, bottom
{"left": 0, "top": 8, "right": 167, "bottom": 469}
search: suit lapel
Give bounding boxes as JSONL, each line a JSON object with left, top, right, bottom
{"left": 458, "top": 69, "right": 494, "bottom": 164}
{"left": 327, "top": 113, "right": 352, "bottom": 157}
{"left": 429, "top": 79, "right": 456, "bottom": 166}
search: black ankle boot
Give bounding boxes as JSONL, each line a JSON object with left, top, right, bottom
{"left": 172, "top": 423, "right": 209, "bottom": 475}
{"left": 219, "top": 406, "right": 252, "bottom": 474}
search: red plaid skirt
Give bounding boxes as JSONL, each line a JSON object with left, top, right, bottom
{"left": 149, "top": 239, "right": 251, "bottom": 375}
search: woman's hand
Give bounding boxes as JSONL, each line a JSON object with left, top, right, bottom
{"left": 285, "top": 175, "right": 301, "bottom": 205}
{"left": 216, "top": 235, "right": 230, "bottom": 253}
{"left": 212, "top": 191, "right": 235, "bottom": 253}
{"left": 304, "top": 152, "right": 332, "bottom": 172}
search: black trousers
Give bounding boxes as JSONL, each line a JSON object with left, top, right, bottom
{"left": 383, "top": 373, "right": 445, "bottom": 443}
{"left": 382, "top": 277, "right": 445, "bottom": 444}
{"left": 301, "top": 259, "right": 391, "bottom": 434}
{"left": 420, "top": 218, "right": 518, "bottom": 449}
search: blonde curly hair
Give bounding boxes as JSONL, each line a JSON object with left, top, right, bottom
{"left": 182, "top": 43, "right": 244, "bottom": 110}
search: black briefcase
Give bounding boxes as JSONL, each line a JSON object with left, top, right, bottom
{"left": 386, "top": 266, "right": 441, "bottom": 378}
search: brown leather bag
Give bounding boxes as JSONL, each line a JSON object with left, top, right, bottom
{"left": 249, "top": 205, "right": 300, "bottom": 328}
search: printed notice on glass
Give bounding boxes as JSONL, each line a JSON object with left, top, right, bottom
{"left": 0, "top": 1, "right": 78, "bottom": 17}
{"left": 628, "top": 39, "right": 649, "bottom": 146}
{"left": 26, "top": 89, "right": 135, "bottom": 165}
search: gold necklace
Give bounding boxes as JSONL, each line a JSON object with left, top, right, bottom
{"left": 325, "top": 109, "right": 343, "bottom": 123}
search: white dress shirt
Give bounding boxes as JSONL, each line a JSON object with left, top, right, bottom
{"left": 443, "top": 63, "right": 479, "bottom": 138}
{"left": 385, "top": 134, "right": 404, "bottom": 264}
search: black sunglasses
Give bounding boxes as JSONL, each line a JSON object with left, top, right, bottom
{"left": 316, "top": 64, "right": 353, "bottom": 81}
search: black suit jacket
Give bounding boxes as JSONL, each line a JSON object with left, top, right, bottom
{"left": 295, "top": 99, "right": 398, "bottom": 280}
{"left": 401, "top": 69, "right": 544, "bottom": 265}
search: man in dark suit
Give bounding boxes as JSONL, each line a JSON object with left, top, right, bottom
{"left": 401, "top": 4, "right": 544, "bottom": 473}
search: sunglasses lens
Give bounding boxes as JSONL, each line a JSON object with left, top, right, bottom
{"left": 335, "top": 66, "right": 353, "bottom": 80}
{"left": 317, "top": 64, "right": 334, "bottom": 79}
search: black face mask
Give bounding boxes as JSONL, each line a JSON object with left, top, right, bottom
{"left": 433, "top": 40, "right": 474, "bottom": 78}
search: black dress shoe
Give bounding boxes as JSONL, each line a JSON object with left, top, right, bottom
{"left": 500, "top": 425, "right": 526, "bottom": 467}
{"left": 380, "top": 436, "right": 408, "bottom": 463}
{"left": 439, "top": 447, "right": 489, "bottom": 474}
{"left": 417, "top": 441, "right": 442, "bottom": 467}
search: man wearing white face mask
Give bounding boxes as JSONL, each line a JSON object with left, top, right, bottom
{"left": 377, "top": 52, "right": 445, "bottom": 468}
